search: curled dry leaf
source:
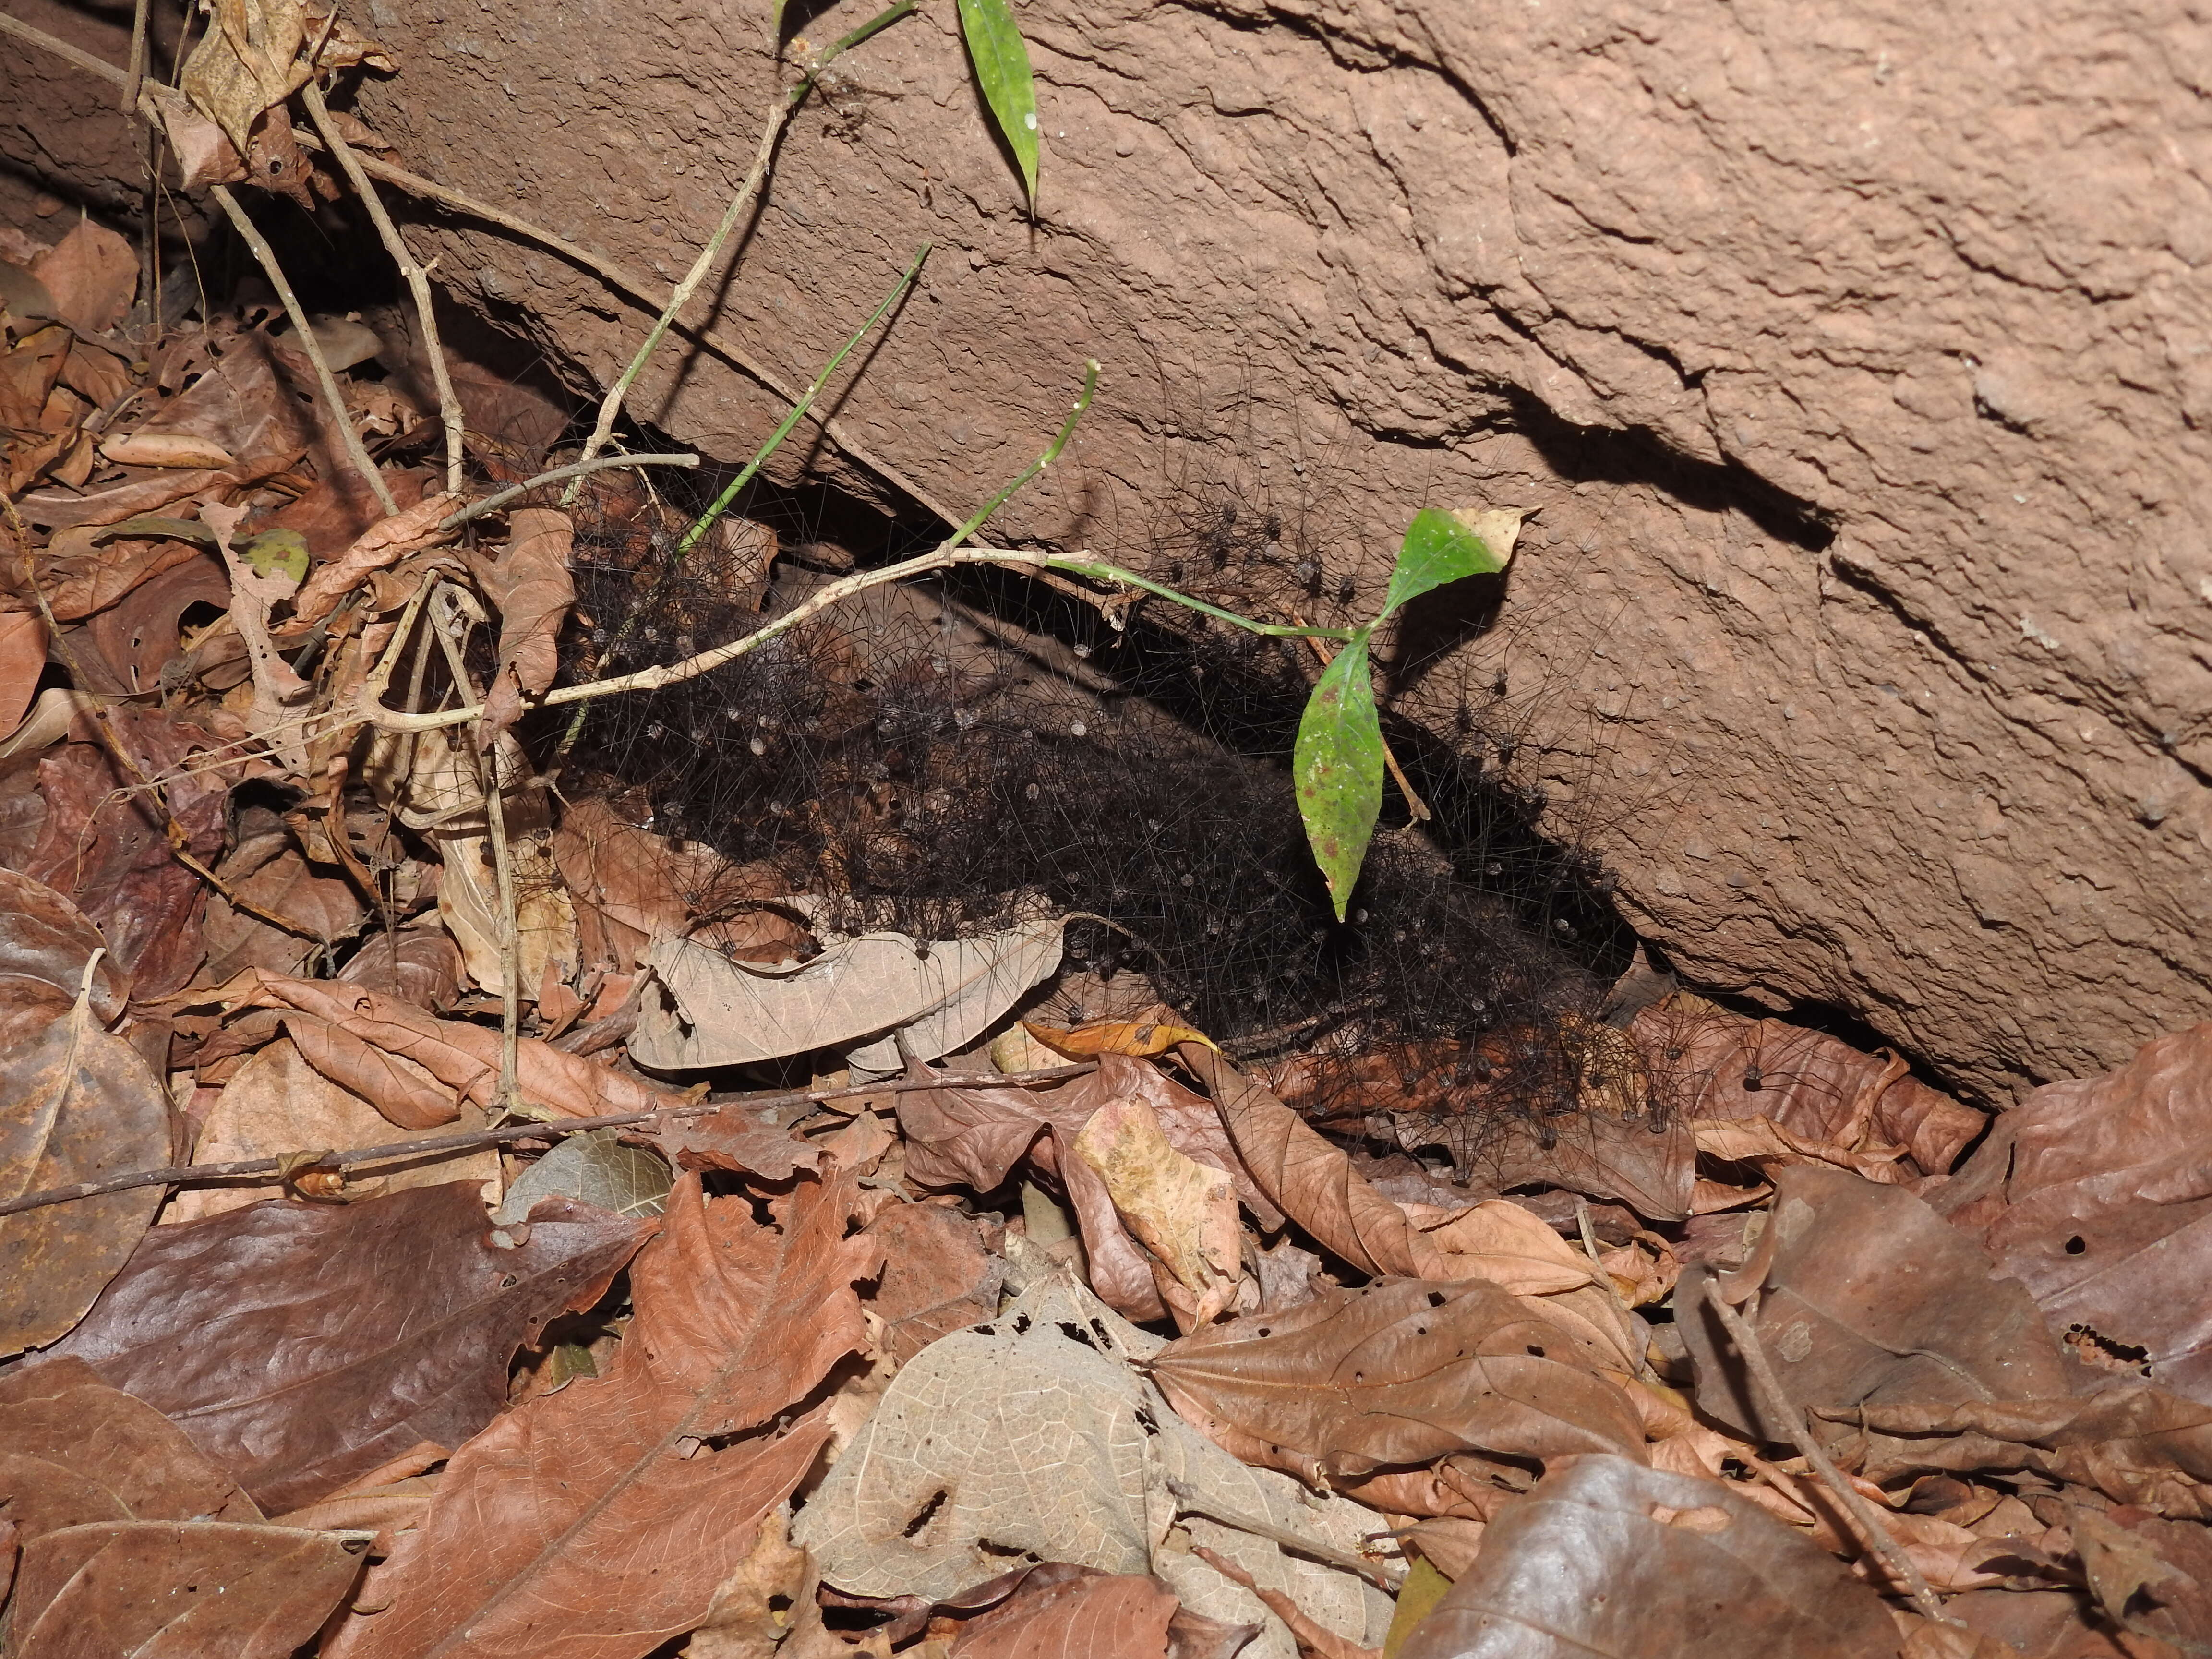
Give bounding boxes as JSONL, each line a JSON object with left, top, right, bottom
{"left": 1943, "top": 1022, "right": 2212, "bottom": 1406}
{"left": 1398, "top": 1455, "right": 1898, "bottom": 1659}
{"left": 794, "top": 1262, "right": 1392, "bottom": 1659}
{"left": 335, "top": 925, "right": 466, "bottom": 1012}
{"left": 162, "top": 1037, "right": 501, "bottom": 1224}
{"left": 324, "top": 1172, "right": 879, "bottom": 1659}
{"left": 1399, "top": 1199, "right": 1599, "bottom": 1297}
{"left": 0, "top": 865, "right": 130, "bottom": 1037}
{"left": 1150, "top": 1278, "right": 1647, "bottom": 1484}
{"left": 1834, "top": 1384, "right": 2212, "bottom": 1520}
{"left": 1677, "top": 1166, "right": 2072, "bottom": 1445}
{"left": 42, "top": 1181, "right": 650, "bottom": 1512}
{"left": 289, "top": 490, "right": 459, "bottom": 629}
{"left": 22, "top": 331, "right": 315, "bottom": 530}
{"left": 1074, "top": 1091, "right": 1244, "bottom": 1327}
{"left": 1177, "top": 1044, "right": 1443, "bottom": 1281}
{"left": 236, "top": 970, "right": 681, "bottom": 1127}
{"left": 474, "top": 506, "right": 575, "bottom": 739}
{"left": 635, "top": 918, "right": 1066, "bottom": 1073}
{"left": 9, "top": 1520, "right": 366, "bottom": 1659}
{"left": 644, "top": 1099, "right": 822, "bottom": 1181}
{"left": 1635, "top": 994, "right": 1985, "bottom": 1178}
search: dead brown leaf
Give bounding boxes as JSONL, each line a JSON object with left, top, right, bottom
{"left": 19, "top": 707, "right": 228, "bottom": 1000}
{"left": 163, "top": 1037, "right": 501, "bottom": 1223}
{"left": 9, "top": 1519, "right": 366, "bottom": 1658}
{"left": 0, "top": 968, "right": 170, "bottom": 1357}
{"left": 321, "top": 1171, "right": 879, "bottom": 1659}
{"left": 28, "top": 220, "right": 136, "bottom": 337}
{"left": 1942, "top": 1022, "right": 2212, "bottom": 1406}
{"left": 1636, "top": 995, "right": 1985, "bottom": 1178}
{"left": 1074, "top": 1090, "right": 1244, "bottom": 1327}
{"left": 335, "top": 925, "right": 467, "bottom": 1012}
{"left": 236, "top": 970, "right": 681, "bottom": 1126}
{"left": 0, "top": 1355, "right": 261, "bottom": 1545}
{"left": 1679, "top": 1165, "right": 2074, "bottom": 1447}
{"left": 474, "top": 505, "right": 574, "bottom": 739}
{"left": 1152, "top": 1277, "right": 1647, "bottom": 1484}
{"left": 1398, "top": 1455, "right": 1898, "bottom": 1659}
{"left": 0, "top": 605, "right": 43, "bottom": 739}
{"left": 950, "top": 1563, "right": 1185, "bottom": 1659}
{"left": 1176, "top": 1044, "right": 1443, "bottom": 1281}
{"left": 863, "top": 1200, "right": 1005, "bottom": 1366}
{"left": 43, "top": 1181, "right": 649, "bottom": 1512}
{"left": 0, "top": 866, "right": 130, "bottom": 1040}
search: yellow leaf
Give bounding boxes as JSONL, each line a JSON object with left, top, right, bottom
{"left": 1071, "top": 1094, "right": 1240, "bottom": 1323}
{"left": 1024, "top": 1003, "right": 1216, "bottom": 1058}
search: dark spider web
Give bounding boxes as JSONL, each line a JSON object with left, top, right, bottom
{"left": 534, "top": 453, "right": 1674, "bottom": 1164}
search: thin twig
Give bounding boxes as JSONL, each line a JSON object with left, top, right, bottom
{"left": 567, "top": 92, "right": 799, "bottom": 495}
{"left": 121, "top": 0, "right": 149, "bottom": 116}
{"left": 356, "top": 362, "right": 1104, "bottom": 733}
{"left": 425, "top": 582, "right": 524, "bottom": 1114}
{"left": 1707, "top": 1294, "right": 1949, "bottom": 1621}
{"left": 440, "top": 453, "right": 699, "bottom": 530}
{"left": 209, "top": 185, "right": 397, "bottom": 516}
{"left": 1576, "top": 1197, "right": 1658, "bottom": 1384}
{"left": 0, "top": 1062, "right": 1098, "bottom": 1220}
{"left": 1164, "top": 1478, "right": 1404, "bottom": 1590}
{"left": 299, "top": 79, "right": 463, "bottom": 494}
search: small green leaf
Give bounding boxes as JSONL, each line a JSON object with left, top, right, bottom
{"left": 771, "top": 0, "right": 788, "bottom": 38}
{"left": 241, "top": 528, "right": 310, "bottom": 585}
{"left": 1293, "top": 628, "right": 1383, "bottom": 921}
{"left": 1379, "top": 506, "right": 1521, "bottom": 623}
{"left": 956, "top": 0, "right": 1040, "bottom": 210}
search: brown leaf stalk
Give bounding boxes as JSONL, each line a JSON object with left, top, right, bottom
{"left": 1706, "top": 1293, "right": 1949, "bottom": 1622}
{"left": 298, "top": 78, "right": 463, "bottom": 494}
{"left": 0, "top": 1062, "right": 1096, "bottom": 1221}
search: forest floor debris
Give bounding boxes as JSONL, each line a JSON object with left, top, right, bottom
{"left": 5, "top": 28, "right": 2212, "bottom": 1659}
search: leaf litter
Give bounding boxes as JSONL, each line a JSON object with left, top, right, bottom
{"left": 2, "top": 25, "right": 2211, "bottom": 1659}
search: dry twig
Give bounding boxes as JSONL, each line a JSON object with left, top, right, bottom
{"left": 0, "top": 1063, "right": 1098, "bottom": 1220}
{"left": 208, "top": 184, "right": 397, "bottom": 517}
{"left": 1707, "top": 1293, "right": 1950, "bottom": 1622}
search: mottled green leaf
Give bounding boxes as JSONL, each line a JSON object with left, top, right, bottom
{"left": 1294, "top": 629, "right": 1382, "bottom": 922}
{"left": 1379, "top": 507, "right": 1520, "bottom": 623}
{"left": 956, "top": 0, "right": 1040, "bottom": 209}
{"left": 240, "top": 528, "right": 309, "bottom": 585}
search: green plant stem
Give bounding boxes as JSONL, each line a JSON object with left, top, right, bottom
{"left": 553, "top": 247, "right": 931, "bottom": 764}
{"left": 676, "top": 243, "right": 930, "bottom": 559}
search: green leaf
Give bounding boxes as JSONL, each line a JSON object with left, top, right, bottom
{"left": 1378, "top": 506, "right": 1521, "bottom": 623}
{"left": 240, "top": 528, "right": 310, "bottom": 585}
{"left": 1293, "top": 628, "right": 1383, "bottom": 922}
{"left": 771, "top": 0, "right": 787, "bottom": 38}
{"left": 956, "top": 0, "right": 1040, "bottom": 210}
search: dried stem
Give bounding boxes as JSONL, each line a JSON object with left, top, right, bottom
{"left": 440, "top": 452, "right": 699, "bottom": 531}
{"left": 567, "top": 91, "right": 799, "bottom": 494}
{"left": 208, "top": 185, "right": 397, "bottom": 516}
{"left": 2, "top": 498, "right": 331, "bottom": 944}
{"left": 299, "top": 78, "right": 463, "bottom": 494}
{"left": 0, "top": 1062, "right": 1099, "bottom": 1221}
{"left": 1707, "top": 1294, "right": 1949, "bottom": 1621}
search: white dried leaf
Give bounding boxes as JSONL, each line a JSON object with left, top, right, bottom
{"left": 629, "top": 920, "right": 1064, "bottom": 1071}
